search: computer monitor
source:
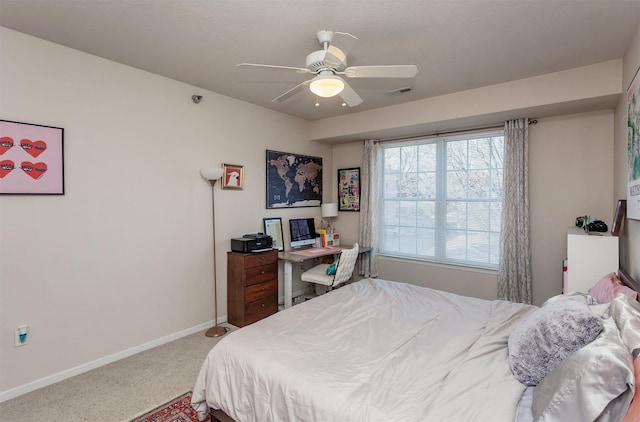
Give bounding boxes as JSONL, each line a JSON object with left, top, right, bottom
{"left": 288, "top": 218, "right": 317, "bottom": 249}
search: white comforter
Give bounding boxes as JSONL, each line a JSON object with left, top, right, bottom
{"left": 192, "top": 278, "right": 536, "bottom": 422}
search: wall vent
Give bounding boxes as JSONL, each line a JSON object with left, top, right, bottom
{"left": 386, "top": 87, "right": 413, "bottom": 96}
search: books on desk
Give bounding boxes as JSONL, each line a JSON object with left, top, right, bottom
{"left": 315, "top": 229, "right": 340, "bottom": 248}
{"left": 317, "top": 229, "right": 327, "bottom": 248}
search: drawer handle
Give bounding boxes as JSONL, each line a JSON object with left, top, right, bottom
{"left": 261, "top": 287, "right": 265, "bottom": 291}
{"left": 260, "top": 270, "right": 265, "bottom": 275}
{"left": 261, "top": 303, "right": 265, "bottom": 308}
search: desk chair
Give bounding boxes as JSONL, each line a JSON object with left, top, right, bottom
{"left": 301, "top": 243, "right": 359, "bottom": 296}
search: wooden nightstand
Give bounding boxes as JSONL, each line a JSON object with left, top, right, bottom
{"left": 227, "top": 249, "right": 278, "bottom": 327}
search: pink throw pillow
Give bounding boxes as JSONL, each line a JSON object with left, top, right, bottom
{"left": 588, "top": 273, "right": 638, "bottom": 304}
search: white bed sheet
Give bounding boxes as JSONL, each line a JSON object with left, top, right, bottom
{"left": 192, "top": 278, "right": 536, "bottom": 422}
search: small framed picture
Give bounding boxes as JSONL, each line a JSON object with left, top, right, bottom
{"left": 611, "top": 199, "right": 627, "bottom": 236}
{"left": 338, "top": 167, "right": 360, "bottom": 211}
{"left": 263, "top": 217, "right": 284, "bottom": 251}
{"left": 222, "top": 163, "right": 244, "bottom": 190}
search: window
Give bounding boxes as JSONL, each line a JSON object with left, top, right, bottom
{"left": 379, "top": 130, "right": 504, "bottom": 268}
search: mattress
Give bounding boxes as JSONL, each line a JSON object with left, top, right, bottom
{"left": 192, "top": 278, "right": 537, "bottom": 421}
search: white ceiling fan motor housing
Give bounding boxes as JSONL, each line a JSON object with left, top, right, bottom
{"left": 305, "top": 30, "right": 348, "bottom": 73}
{"left": 305, "top": 49, "right": 347, "bottom": 73}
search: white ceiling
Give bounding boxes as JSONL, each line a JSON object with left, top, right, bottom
{"left": 1, "top": 0, "right": 639, "bottom": 122}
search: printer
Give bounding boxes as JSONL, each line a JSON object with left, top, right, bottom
{"left": 230, "top": 233, "right": 273, "bottom": 253}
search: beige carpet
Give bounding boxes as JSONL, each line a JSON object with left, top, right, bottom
{"left": 0, "top": 325, "right": 234, "bottom": 422}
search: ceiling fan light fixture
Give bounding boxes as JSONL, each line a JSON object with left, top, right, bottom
{"left": 309, "top": 74, "right": 344, "bottom": 98}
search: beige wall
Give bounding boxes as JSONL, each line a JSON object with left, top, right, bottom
{"left": 332, "top": 110, "right": 615, "bottom": 305}
{"left": 310, "top": 60, "right": 622, "bottom": 143}
{"left": 615, "top": 23, "right": 640, "bottom": 282}
{"left": 529, "top": 111, "right": 614, "bottom": 303}
{"left": 0, "top": 28, "right": 330, "bottom": 398}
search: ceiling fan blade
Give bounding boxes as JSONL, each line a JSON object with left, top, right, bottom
{"left": 339, "top": 81, "right": 363, "bottom": 107}
{"left": 323, "top": 32, "right": 358, "bottom": 68}
{"left": 237, "top": 63, "right": 312, "bottom": 74}
{"left": 323, "top": 48, "right": 344, "bottom": 69}
{"left": 342, "top": 65, "right": 418, "bottom": 78}
{"left": 331, "top": 32, "right": 358, "bottom": 56}
{"left": 272, "top": 80, "right": 311, "bottom": 103}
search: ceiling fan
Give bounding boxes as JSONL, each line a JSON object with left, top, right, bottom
{"left": 237, "top": 30, "right": 418, "bottom": 107}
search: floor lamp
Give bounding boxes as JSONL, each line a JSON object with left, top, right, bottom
{"left": 200, "top": 168, "right": 230, "bottom": 338}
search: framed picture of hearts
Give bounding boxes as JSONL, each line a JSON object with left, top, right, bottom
{"left": 0, "top": 119, "right": 64, "bottom": 195}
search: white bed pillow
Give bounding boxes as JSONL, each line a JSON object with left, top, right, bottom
{"left": 508, "top": 296, "right": 604, "bottom": 386}
{"left": 610, "top": 293, "right": 640, "bottom": 357}
{"left": 610, "top": 295, "right": 640, "bottom": 421}
{"left": 532, "top": 317, "right": 634, "bottom": 422}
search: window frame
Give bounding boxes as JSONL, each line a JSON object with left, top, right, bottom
{"left": 378, "top": 129, "right": 504, "bottom": 270}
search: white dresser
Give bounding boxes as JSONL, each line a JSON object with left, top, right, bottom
{"left": 565, "top": 227, "right": 619, "bottom": 293}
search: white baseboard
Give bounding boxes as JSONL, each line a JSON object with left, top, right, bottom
{"left": 0, "top": 318, "right": 221, "bottom": 403}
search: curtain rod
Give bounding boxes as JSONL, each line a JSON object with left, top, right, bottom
{"left": 376, "top": 119, "right": 538, "bottom": 143}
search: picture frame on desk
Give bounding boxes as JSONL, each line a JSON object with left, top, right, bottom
{"left": 325, "top": 233, "right": 340, "bottom": 247}
{"left": 263, "top": 217, "right": 284, "bottom": 251}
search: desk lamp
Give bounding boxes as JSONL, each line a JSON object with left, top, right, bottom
{"left": 321, "top": 203, "right": 338, "bottom": 234}
{"left": 200, "top": 167, "right": 230, "bottom": 338}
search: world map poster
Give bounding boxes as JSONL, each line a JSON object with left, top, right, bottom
{"left": 266, "top": 150, "right": 322, "bottom": 208}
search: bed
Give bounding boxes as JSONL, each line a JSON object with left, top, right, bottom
{"left": 192, "top": 272, "right": 640, "bottom": 422}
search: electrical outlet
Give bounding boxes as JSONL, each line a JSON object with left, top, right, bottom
{"left": 14, "top": 325, "right": 28, "bottom": 347}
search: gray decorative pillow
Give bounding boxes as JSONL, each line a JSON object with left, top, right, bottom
{"left": 508, "top": 297, "right": 604, "bottom": 385}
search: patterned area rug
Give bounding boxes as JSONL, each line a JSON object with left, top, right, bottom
{"left": 130, "top": 391, "right": 200, "bottom": 422}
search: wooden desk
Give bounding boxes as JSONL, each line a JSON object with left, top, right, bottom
{"left": 278, "top": 245, "right": 371, "bottom": 309}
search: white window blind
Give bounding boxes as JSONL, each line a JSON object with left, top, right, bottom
{"left": 379, "top": 129, "right": 504, "bottom": 268}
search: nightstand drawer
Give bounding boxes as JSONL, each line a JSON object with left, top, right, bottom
{"left": 245, "top": 280, "right": 277, "bottom": 303}
{"left": 245, "top": 266, "right": 277, "bottom": 286}
{"left": 244, "top": 252, "right": 278, "bottom": 269}
{"left": 244, "top": 295, "right": 277, "bottom": 325}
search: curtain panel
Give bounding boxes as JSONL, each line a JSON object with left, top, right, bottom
{"left": 498, "top": 118, "right": 532, "bottom": 304}
{"left": 359, "top": 139, "right": 379, "bottom": 278}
